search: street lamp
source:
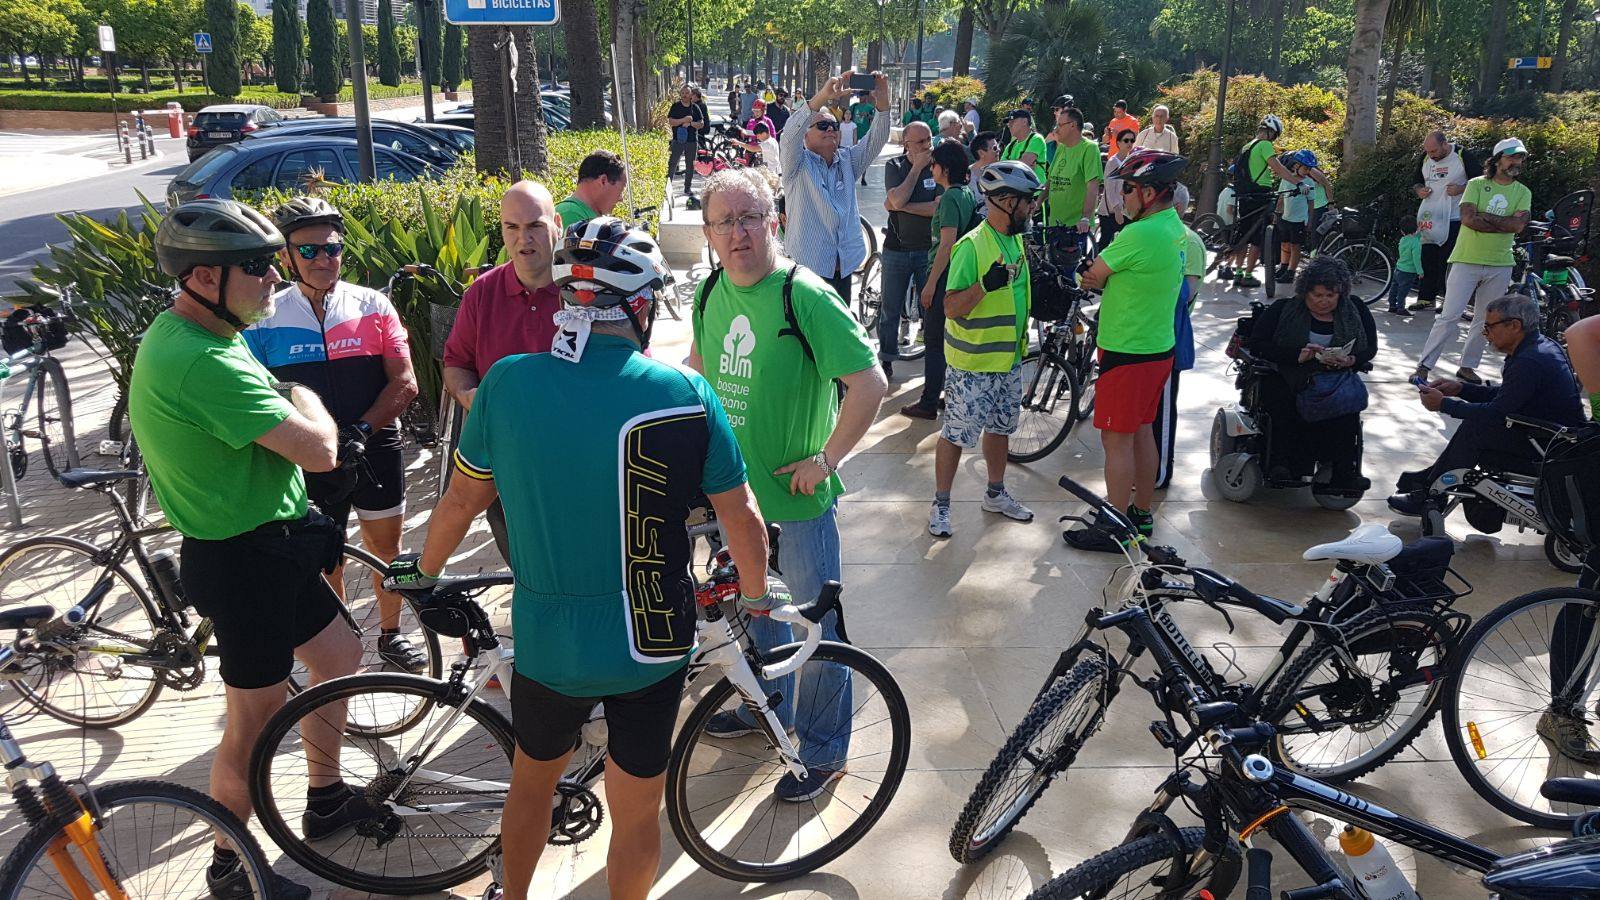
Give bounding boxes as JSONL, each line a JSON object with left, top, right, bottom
{"left": 1199, "top": 0, "right": 1238, "bottom": 216}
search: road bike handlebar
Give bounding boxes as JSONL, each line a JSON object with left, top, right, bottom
{"left": 759, "top": 582, "right": 841, "bottom": 680}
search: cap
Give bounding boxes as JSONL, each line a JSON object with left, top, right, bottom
{"left": 1005, "top": 109, "right": 1032, "bottom": 122}
{"left": 1494, "top": 136, "right": 1529, "bottom": 157}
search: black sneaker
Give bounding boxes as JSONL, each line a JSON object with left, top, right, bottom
{"left": 882, "top": 359, "right": 894, "bottom": 379}
{"left": 1063, "top": 516, "right": 1124, "bottom": 554}
{"left": 378, "top": 632, "right": 428, "bottom": 674}
{"left": 1274, "top": 265, "right": 1294, "bottom": 283}
{"left": 302, "top": 784, "right": 383, "bottom": 841}
{"left": 207, "top": 860, "right": 311, "bottom": 899}
{"left": 1218, "top": 265, "right": 1236, "bottom": 281}
{"left": 1234, "top": 274, "right": 1262, "bottom": 289}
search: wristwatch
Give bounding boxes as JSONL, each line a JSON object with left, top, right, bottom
{"left": 811, "top": 450, "right": 836, "bottom": 476}
{"left": 354, "top": 421, "right": 373, "bottom": 438}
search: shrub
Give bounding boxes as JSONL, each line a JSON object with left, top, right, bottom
{"left": 921, "top": 76, "right": 985, "bottom": 116}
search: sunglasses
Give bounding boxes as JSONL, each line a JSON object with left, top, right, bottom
{"left": 237, "top": 256, "right": 278, "bottom": 277}
{"left": 1118, "top": 136, "right": 1134, "bottom": 143}
{"left": 812, "top": 120, "right": 839, "bottom": 132}
{"left": 294, "top": 242, "right": 345, "bottom": 261}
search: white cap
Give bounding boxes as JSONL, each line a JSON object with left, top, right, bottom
{"left": 1493, "top": 137, "right": 1529, "bottom": 157}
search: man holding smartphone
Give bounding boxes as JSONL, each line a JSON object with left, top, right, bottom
{"left": 779, "top": 69, "right": 892, "bottom": 302}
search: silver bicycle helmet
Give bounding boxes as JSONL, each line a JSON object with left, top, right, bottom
{"left": 272, "top": 196, "right": 344, "bottom": 239}
{"left": 976, "top": 160, "right": 1043, "bottom": 199}
{"left": 1260, "top": 115, "right": 1285, "bottom": 139}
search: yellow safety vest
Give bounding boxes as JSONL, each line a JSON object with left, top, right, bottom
{"left": 945, "top": 223, "right": 1029, "bottom": 373}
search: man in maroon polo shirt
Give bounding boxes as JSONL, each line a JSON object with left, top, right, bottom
{"left": 443, "top": 180, "right": 563, "bottom": 561}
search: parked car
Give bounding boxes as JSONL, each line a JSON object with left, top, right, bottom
{"left": 413, "top": 122, "right": 475, "bottom": 154}
{"left": 168, "top": 136, "right": 444, "bottom": 207}
{"left": 244, "top": 118, "right": 460, "bottom": 168}
{"left": 187, "top": 104, "right": 288, "bottom": 161}
{"left": 420, "top": 103, "right": 570, "bottom": 132}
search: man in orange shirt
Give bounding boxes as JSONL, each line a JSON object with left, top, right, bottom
{"left": 1102, "top": 100, "right": 1140, "bottom": 148}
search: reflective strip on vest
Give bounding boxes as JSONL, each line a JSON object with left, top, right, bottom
{"left": 946, "top": 224, "right": 1028, "bottom": 373}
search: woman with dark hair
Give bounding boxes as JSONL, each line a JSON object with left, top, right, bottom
{"left": 903, "top": 139, "right": 977, "bottom": 420}
{"left": 1245, "top": 256, "right": 1377, "bottom": 495}
{"left": 1098, "top": 127, "right": 1138, "bottom": 246}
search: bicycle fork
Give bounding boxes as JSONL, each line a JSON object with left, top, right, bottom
{"left": 2, "top": 715, "right": 127, "bottom": 900}
{"left": 691, "top": 616, "right": 809, "bottom": 780}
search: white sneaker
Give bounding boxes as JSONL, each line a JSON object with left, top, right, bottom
{"left": 928, "top": 502, "right": 952, "bottom": 537}
{"left": 982, "top": 488, "right": 1034, "bottom": 522}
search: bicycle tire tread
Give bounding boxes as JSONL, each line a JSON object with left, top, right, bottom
{"left": 1026, "top": 827, "right": 1216, "bottom": 900}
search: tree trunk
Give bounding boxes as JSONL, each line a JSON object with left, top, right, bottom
{"left": 563, "top": 0, "right": 604, "bottom": 126}
{"left": 840, "top": 36, "right": 852, "bottom": 72}
{"left": 1549, "top": 0, "right": 1580, "bottom": 91}
{"left": 18, "top": 54, "right": 28, "bottom": 87}
{"left": 1269, "top": 0, "right": 1286, "bottom": 79}
{"left": 1378, "top": 29, "right": 1405, "bottom": 138}
{"left": 1342, "top": 0, "right": 1392, "bottom": 162}
{"left": 468, "top": 26, "right": 509, "bottom": 175}
{"left": 513, "top": 27, "right": 548, "bottom": 173}
{"left": 953, "top": 2, "right": 974, "bottom": 76}
{"left": 765, "top": 43, "right": 774, "bottom": 83}
{"left": 140, "top": 62, "right": 151, "bottom": 91}
{"left": 1477, "top": 0, "right": 1509, "bottom": 100}
{"left": 612, "top": 0, "right": 637, "bottom": 128}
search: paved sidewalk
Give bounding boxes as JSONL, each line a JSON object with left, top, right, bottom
{"left": 0, "top": 193, "right": 1578, "bottom": 898}
{"left": 0, "top": 131, "right": 179, "bottom": 197}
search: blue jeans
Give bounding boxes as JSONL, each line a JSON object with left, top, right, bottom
{"left": 1389, "top": 270, "right": 1418, "bottom": 311}
{"left": 878, "top": 249, "right": 930, "bottom": 361}
{"left": 736, "top": 502, "right": 849, "bottom": 770}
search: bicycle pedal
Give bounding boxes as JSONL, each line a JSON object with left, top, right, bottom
{"left": 1149, "top": 720, "right": 1181, "bottom": 748}
{"left": 96, "top": 440, "right": 126, "bottom": 457}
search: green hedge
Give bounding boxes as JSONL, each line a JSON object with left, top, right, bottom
{"left": 0, "top": 79, "right": 472, "bottom": 113}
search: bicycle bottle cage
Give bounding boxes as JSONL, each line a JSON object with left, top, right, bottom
{"left": 2, "top": 306, "right": 68, "bottom": 355}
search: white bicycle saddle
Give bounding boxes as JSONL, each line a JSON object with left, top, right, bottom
{"left": 1301, "top": 522, "right": 1403, "bottom": 566}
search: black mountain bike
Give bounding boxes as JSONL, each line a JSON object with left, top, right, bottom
{"left": 948, "top": 477, "right": 1468, "bottom": 865}
{"left": 1302, "top": 198, "right": 1394, "bottom": 304}
{"left": 1009, "top": 232, "right": 1099, "bottom": 463}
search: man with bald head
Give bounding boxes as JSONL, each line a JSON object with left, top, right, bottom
{"left": 879, "top": 119, "right": 941, "bottom": 376}
{"left": 442, "top": 180, "right": 563, "bottom": 562}
{"left": 1413, "top": 130, "right": 1467, "bottom": 311}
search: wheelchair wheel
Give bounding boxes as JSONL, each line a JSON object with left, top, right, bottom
{"left": 1213, "top": 452, "right": 1262, "bottom": 502}
{"left": 1312, "top": 489, "right": 1362, "bottom": 511}
{"left": 1209, "top": 409, "right": 1236, "bottom": 468}
{"left": 1545, "top": 533, "right": 1586, "bottom": 574}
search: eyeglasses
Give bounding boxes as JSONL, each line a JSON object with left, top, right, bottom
{"left": 812, "top": 120, "right": 839, "bottom": 132}
{"left": 707, "top": 213, "right": 771, "bottom": 235}
{"left": 236, "top": 256, "right": 277, "bottom": 277}
{"left": 1118, "top": 136, "right": 1134, "bottom": 144}
{"left": 1484, "top": 317, "right": 1522, "bottom": 332}
{"left": 294, "top": 242, "right": 345, "bottom": 261}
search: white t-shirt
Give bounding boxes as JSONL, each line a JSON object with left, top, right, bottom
{"left": 758, "top": 137, "right": 781, "bottom": 173}
{"left": 1134, "top": 125, "right": 1179, "bottom": 154}
{"left": 1217, "top": 184, "right": 1237, "bottom": 226}
{"left": 965, "top": 108, "right": 981, "bottom": 132}
{"left": 1419, "top": 149, "right": 1467, "bottom": 221}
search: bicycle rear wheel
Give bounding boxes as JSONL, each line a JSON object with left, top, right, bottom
{"left": 1009, "top": 351, "right": 1080, "bottom": 463}
{"left": 0, "top": 779, "right": 274, "bottom": 900}
{"left": 1191, "top": 213, "right": 1226, "bottom": 251}
{"left": 1024, "top": 827, "right": 1238, "bottom": 900}
{"left": 666, "top": 641, "right": 911, "bottom": 881}
{"left": 855, "top": 254, "right": 883, "bottom": 331}
{"left": 250, "top": 672, "right": 515, "bottom": 894}
{"left": 34, "top": 358, "right": 75, "bottom": 480}
{"left": 1443, "top": 587, "right": 1600, "bottom": 829}
{"left": 950, "top": 657, "right": 1109, "bottom": 863}
{"left": 0, "top": 535, "right": 164, "bottom": 728}
{"left": 1332, "top": 242, "right": 1393, "bottom": 307}
{"left": 1264, "top": 606, "right": 1452, "bottom": 782}
{"left": 858, "top": 215, "right": 879, "bottom": 266}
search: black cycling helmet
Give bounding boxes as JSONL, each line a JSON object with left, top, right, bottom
{"left": 272, "top": 196, "right": 344, "bottom": 241}
{"left": 1052, "top": 94, "right": 1076, "bottom": 110}
{"left": 1109, "top": 149, "right": 1189, "bottom": 187}
{"left": 156, "top": 199, "right": 284, "bottom": 278}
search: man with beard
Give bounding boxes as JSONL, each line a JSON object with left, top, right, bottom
{"left": 1411, "top": 130, "right": 1468, "bottom": 311}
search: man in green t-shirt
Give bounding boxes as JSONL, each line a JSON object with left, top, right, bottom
{"left": 554, "top": 149, "right": 627, "bottom": 230}
{"left": 1230, "top": 115, "right": 1293, "bottom": 290}
{"left": 688, "top": 168, "right": 887, "bottom": 801}
{"left": 1415, "top": 137, "right": 1533, "bottom": 384}
{"left": 1069, "top": 150, "right": 1189, "bottom": 553}
{"left": 1043, "top": 106, "right": 1103, "bottom": 246}
{"left": 130, "top": 200, "right": 358, "bottom": 900}
{"left": 1000, "top": 109, "right": 1048, "bottom": 184}
{"left": 929, "top": 160, "right": 1042, "bottom": 538}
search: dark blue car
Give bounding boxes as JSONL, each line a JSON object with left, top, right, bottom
{"left": 168, "top": 136, "right": 445, "bottom": 208}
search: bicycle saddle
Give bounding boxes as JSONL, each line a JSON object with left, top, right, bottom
{"left": 0, "top": 605, "right": 54, "bottom": 630}
{"left": 55, "top": 468, "right": 142, "bottom": 490}
{"left": 1546, "top": 254, "right": 1578, "bottom": 267}
{"left": 1301, "top": 522, "right": 1402, "bottom": 566}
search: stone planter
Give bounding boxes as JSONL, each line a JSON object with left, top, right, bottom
{"left": 443, "top": 90, "right": 460, "bottom": 101}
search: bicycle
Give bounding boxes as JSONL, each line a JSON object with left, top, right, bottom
{"left": 0, "top": 467, "right": 440, "bottom": 730}
{"left": 948, "top": 476, "right": 1468, "bottom": 865}
{"left": 0, "top": 302, "right": 80, "bottom": 485}
{"left": 246, "top": 513, "right": 912, "bottom": 894}
{"left": 0, "top": 672, "right": 276, "bottom": 898}
{"left": 1511, "top": 219, "right": 1592, "bottom": 346}
{"left": 1193, "top": 185, "right": 1295, "bottom": 300}
{"left": 1008, "top": 233, "right": 1099, "bottom": 463}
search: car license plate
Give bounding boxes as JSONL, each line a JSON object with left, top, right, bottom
{"left": 208, "top": 131, "right": 233, "bottom": 139}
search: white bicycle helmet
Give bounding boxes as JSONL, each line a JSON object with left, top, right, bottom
{"left": 549, "top": 217, "right": 669, "bottom": 361}
{"left": 1259, "top": 115, "right": 1284, "bottom": 139}
{"left": 976, "top": 160, "right": 1043, "bottom": 199}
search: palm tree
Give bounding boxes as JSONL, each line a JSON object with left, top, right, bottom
{"left": 467, "top": 25, "right": 547, "bottom": 177}
{"left": 1377, "top": 0, "right": 1435, "bottom": 137}
{"left": 1341, "top": 0, "right": 1393, "bottom": 162}
{"left": 563, "top": 0, "right": 604, "bottom": 127}
{"left": 983, "top": 0, "right": 1163, "bottom": 123}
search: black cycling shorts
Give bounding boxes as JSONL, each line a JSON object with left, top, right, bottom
{"left": 306, "top": 444, "right": 407, "bottom": 529}
{"left": 1277, "top": 220, "right": 1306, "bottom": 246}
{"left": 179, "top": 512, "right": 343, "bottom": 689}
{"left": 1236, "top": 191, "right": 1274, "bottom": 250}
{"left": 510, "top": 666, "right": 688, "bottom": 779}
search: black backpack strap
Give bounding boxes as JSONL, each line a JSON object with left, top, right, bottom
{"left": 693, "top": 266, "right": 723, "bottom": 322}
{"left": 776, "top": 266, "right": 816, "bottom": 363}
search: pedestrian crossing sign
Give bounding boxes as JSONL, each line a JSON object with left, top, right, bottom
{"left": 194, "top": 33, "right": 212, "bottom": 54}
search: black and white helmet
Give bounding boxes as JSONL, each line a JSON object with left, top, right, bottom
{"left": 551, "top": 216, "right": 669, "bottom": 316}
{"left": 975, "top": 160, "right": 1043, "bottom": 200}
{"left": 1259, "top": 115, "right": 1284, "bottom": 139}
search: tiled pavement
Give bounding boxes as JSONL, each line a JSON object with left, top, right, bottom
{"left": 0, "top": 183, "right": 1582, "bottom": 899}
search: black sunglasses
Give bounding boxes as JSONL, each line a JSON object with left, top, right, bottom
{"left": 237, "top": 256, "right": 277, "bottom": 277}
{"left": 812, "top": 120, "right": 839, "bottom": 132}
{"left": 294, "top": 242, "right": 344, "bottom": 261}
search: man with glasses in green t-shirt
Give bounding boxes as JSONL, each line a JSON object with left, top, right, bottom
{"left": 687, "top": 168, "right": 887, "bottom": 802}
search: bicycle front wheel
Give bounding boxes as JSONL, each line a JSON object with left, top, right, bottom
{"left": 1009, "top": 351, "right": 1080, "bottom": 463}
{"left": 1265, "top": 606, "right": 1452, "bottom": 782}
{"left": 0, "top": 779, "right": 274, "bottom": 900}
{"left": 250, "top": 672, "right": 515, "bottom": 894}
{"left": 1025, "top": 827, "right": 1238, "bottom": 900}
{"left": 34, "top": 357, "right": 75, "bottom": 480}
{"left": 1332, "top": 242, "right": 1393, "bottom": 306}
{"left": 1443, "top": 587, "right": 1600, "bottom": 828}
{"left": 855, "top": 254, "right": 883, "bottom": 332}
{"left": 0, "top": 535, "right": 164, "bottom": 728}
{"left": 666, "top": 641, "right": 911, "bottom": 881}
{"left": 950, "top": 657, "right": 1109, "bottom": 863}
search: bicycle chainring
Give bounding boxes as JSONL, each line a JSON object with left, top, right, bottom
{"left": 150, "top": 632, "right": 206, "bottom": 690}
{"left": 547, "top": 779, "right": 604, "bottom": 845}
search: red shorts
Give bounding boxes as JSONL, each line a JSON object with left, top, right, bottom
{"left": 1095, "top": 351, "right": 1174, "bottom": 434}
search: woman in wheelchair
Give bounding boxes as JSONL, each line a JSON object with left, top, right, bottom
{"left": 1243, "top": 256, "right": 1377, "bottom": 497}
{"left": 1389, "top": 292, "right": 1586, "bottom": 517}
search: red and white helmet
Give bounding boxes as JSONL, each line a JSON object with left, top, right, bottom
{"left": 1108, "top": 149, "right": 1189, "bottom": 187}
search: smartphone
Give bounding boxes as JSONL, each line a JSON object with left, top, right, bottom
{"left": 1409, "top": 374, "right": 1428, "bottom": 388}
{"left": 848, "top": 72, "right": 876, "bottom": 92}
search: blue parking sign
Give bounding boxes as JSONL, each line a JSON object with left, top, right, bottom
{"left": 443, "top": 0, "right": 559, "bottom": 26}
{"left": 194, "top": 32, "right": 212, "bottom": 53}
